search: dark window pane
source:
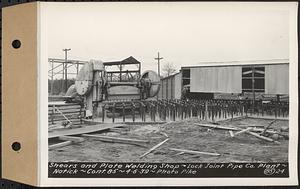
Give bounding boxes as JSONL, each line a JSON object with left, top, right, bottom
{"left": 254, "top": 67, "right": 265, "bottom": 77}
{"left": 242, "top": 67, "right": 252, "bottom": 77}
{"left": 255, "top": 67, "right": 265, "bottom": 71}
{"left": 254, "top": 73, "right": 264, "bottom": 77}
{"left": 242, "top": 67, "right": 252, "bottom": 72}
{"left": 182, "top": 69, "right": 190, "bottom": 78}
{"left": 183, "top": 79, "right": 190, "bottom": 86}
{"left": 255, "top": 78, "right": 265, "bottom": 89}
{"left": 242, "top": 79, "right": 252, "bottom": 89}
{"left": 243, "top": 73, "right": 252, "bottom": 77}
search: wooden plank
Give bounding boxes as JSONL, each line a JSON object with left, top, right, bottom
{"left": 48, "top": 108, "right": 82, "bottom": 113}
{"left": 49, "top": 117, "right": 82, "bottom": 121}
{"left": 48, "top": 106, "right": 81, "bottom": 111}
{"left": 246, "top": 131, "right": 281, "bottom": 144}
{"left": 194, "top": 123, "right": 240, "bottom": 131}
{"left": 140, "top": 138, "right": 169, "bottom": 158}
{"left": 124, "top": 121, "right": 167, "bottom": 125}
{"left": 48, "top": 108, "right": 82, "bottom": 112}
{"left": 250, "top": 127, "right": 278, "bottom": 134}
{"left": 246, "top": 115, "right": 289, "bottom": 121}
{"left": 48, "top": 110, "right": 82, "bottom": 114}
{"left": 246, "top": 125, "right": 265, "bottom": 127}
{"left": 49, "top": 141, "right": 72, "bottom": 150}
{"left": 53, "top": 106, "right": 72, "bottom": 124}
{"left": 170, "top": 148, "right": 221, "bottom": 156}
{"left": 233, "top": 127, "right": 253, "bottom": 137}
{"left": 50, "top": 115, "right": 81, "bottom": 120}
{"left": 48, "top": 117, "right": 81, "bottom": 121}
{"left": 59, "top": 136, "right": 85, "bottom": 143}
{"left": 48, "top": 102, "right": 80, "bottom": 106}
{"left": 160, "top": 132, "right": 169, "bottom": 138}
{"left": 49, "top": 124, "right": 125, "bottom": 139}
{"left": 260, "top": 120, "right": 277, "bottom": 135}
{"left": 82, "top": 134, "right": 149, "bottom": 145}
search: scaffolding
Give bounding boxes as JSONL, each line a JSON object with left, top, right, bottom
{"left": 48, "top": 56, "right": 141, "bottom": 95}
{"left": 48, "top": 58, "right": 87, "bottom": 95}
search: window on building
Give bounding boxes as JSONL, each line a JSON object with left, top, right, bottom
{"left": 182, "top": 68, "right": 190, "bottom": 86}
{"left": 242, "top": 66, "right": 265, "bottom": 93}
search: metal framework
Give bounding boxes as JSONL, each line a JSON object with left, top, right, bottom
{"left": 104, "top": 56, "right": 141, "bottom": 82}
{"left": 48, "top": 56, "right": 141, "bottom": 94}
{"left": 48, "top": 58, "right": 87, "bottom": 94}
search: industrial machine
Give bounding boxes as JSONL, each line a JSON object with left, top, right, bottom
{"left": 66, "top": 59, "right": 160, "bottom": 118}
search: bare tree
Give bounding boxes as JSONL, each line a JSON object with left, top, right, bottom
{"left": 162, "top": 62, "right": 177, "bottom": 77}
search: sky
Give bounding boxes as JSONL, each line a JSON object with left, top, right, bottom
{"left": 44, "top": 2, "right": 290, "bottom": 75}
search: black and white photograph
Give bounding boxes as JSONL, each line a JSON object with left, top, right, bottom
{"left": 41, "top": 2, "right": 298, "bottom": 186}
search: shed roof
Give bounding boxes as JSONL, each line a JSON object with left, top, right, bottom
{"left": 181, "top": 59, "right": 289, "bottom": 69}
{"left": 104, "top": 56, "right": 141, "bottom": 66}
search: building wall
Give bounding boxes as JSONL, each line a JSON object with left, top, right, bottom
{"left": 189, "top": 63, "right": 289, "bottom": 95}
{"left": 158, "top": 72, "right": 182, "bottom": 99}
{"left": 158, "top": 63, "right": 289, "bottom": 99}
{"left": 174, "top": 72, "right": 182, "bottom": 99}
{"left": 190, "top": 66, "right": 242, "bottom": 93}
{"left": 265, "top": 64, "right": 289, "bottom": 94}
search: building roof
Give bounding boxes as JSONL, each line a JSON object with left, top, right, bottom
{"left": 181, "top": 59, "right": 289, "bottom": 69}
{"left": 104, "top": 56, "right": 141, "bottom": 66}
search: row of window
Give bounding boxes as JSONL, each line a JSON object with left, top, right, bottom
{"left": 181, "top": 66, "right": 266, "bottom": 93}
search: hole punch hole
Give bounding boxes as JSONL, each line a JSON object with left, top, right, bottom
{"left": 12, "top": 40, "right": 21, "bottom": 49}
{"left": 11, "top": 142, "right": 21, "bottom": 151}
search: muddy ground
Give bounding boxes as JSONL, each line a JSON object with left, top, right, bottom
{"left": 49, "top": 117, "right": 288, "bottom": 163}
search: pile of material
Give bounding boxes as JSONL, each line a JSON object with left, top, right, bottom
{"left": 49, "top": 116, "right": 289, "bottom": 163}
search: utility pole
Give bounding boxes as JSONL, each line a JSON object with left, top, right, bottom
{"left": 155, "top": 52, "right": 163, "bottom": 77}
{"left": 62, "top": 48, "right": 71, "bottom": 93}
{"left": 251, "top": 66, "right": 255, "bottom": 115}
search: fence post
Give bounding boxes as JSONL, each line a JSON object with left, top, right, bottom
{"left": 205, "top": 101, "right": 208, "bottom": 121}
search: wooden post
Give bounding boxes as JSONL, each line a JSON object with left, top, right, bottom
{"left": 132, "top": 103, "right": 135, "bottom": 122}
{"left": 112, "top": 103, "right": 116, "bottom": 123}
{"left": 204, "top": 101, "right": 208, "bottom": 121}
{"left": 122, "top": 103, "right": 125, "bottom": 122}
{"left": 102, "top": 104, "right": 106, "bottom": 123}
{"left": 51, "top": 105, "right": 55, "bottom": 125}
{"left": 275, "top": 94, "right": 280, "bottom": 118}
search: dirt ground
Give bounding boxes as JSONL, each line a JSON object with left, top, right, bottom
{"left": 49, "top": 117, "right": 289, "bottom": 163}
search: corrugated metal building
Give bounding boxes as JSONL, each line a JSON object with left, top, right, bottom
{"left": 158, "top": 72, "right": 182, "bottom": 99}
{"left": 158, "top": 59, "right": 289, "bottom": 99}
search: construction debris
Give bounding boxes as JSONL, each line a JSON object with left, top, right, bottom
{"left": 58, "top": 136, "right": 85, "bottom": 143}
{"left": 82, "top": 134, "right": 149, "bottom": 146}
{"left": 140, "top": 138, "right": 169, "bottom": 158}
{"left": 195, "top": 122, "right": 281, "bottom": 144}
{"left": 49, "top": 115, "right": 289, "bottom": 162}
{"left": 246, "top": 131, "right": 281, "bottom": 144}
{"left": 194, "top": 123, "right": 240, "bottom": 131}
{"left": 228, "top": 130, "right": 234, "bottom": 137}
{"left": 170, "top": 148, "right": 221, "bottom": 156}
{"left": 160, "top": 132, "right": 169, "bottom": 138}
{"left": 49, "top": 141, "right": 73, "bottom": 150}
{"left": 49, "top": 124, "right": 125, "bottom": 139}
{"left": 232, "top": 127, "right": 253, "bottom": 137}
{"left": 260, "top": 119, "right": 277, "bottom": 135}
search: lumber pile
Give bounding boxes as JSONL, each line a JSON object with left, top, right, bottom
{"left": 48, "top": 103, "right": 84, "bottom": 127}
{"left": 82, "top": 134, "right": 150, "bottom": 146}
{"left": 49, "top": 135, "right": 85, "bottom": 150}
{"left": 195, "top": 122, "right": 285, "bottom": 144}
